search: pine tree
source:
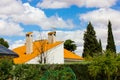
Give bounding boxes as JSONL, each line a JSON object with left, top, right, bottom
{"left": 106, "top": 21, "right": 116, "bottom": 53}
{"left": 98, "top": 39, "right": 102, "bottom": 53}
{"left": 82, "top": 22, "right": 99, "bottom": 57}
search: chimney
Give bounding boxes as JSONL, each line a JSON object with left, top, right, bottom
{"left": 26, "top": 32, "right": 33, "bottom": 54}
{"left": 48, "top": 31, "right": 56, "bottom": 44}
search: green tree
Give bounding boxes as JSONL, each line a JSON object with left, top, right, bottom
{"left": 98, "top": 39, "right": 102, "bottom": 53}
{"left": 0, "top": 38, "right": 9, "bottom": 48}
{"left": 82, "top": 22, "right": 100, "bottom": 57}
{"left": 0, "top": 57, "right": 13, "bottom": 80}
{"left": 106, "top": 21, "right": 116, "bottom": 53}
{"left": 64, "top": 39, "right": 77, "bottom": 52}
{"left": 88, "top": 50, "right": 119, "bottom": 80}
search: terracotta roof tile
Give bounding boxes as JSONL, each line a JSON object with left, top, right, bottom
{"left": 26, "top": 32, "right": 33, "bottom": 35}
{"left": 13, "top": 40, "right": 63, "bottom": 64}
{"left": 64, "top": 49, "right": 83, "bottom": 60}
{"left": 13, "top": 40, "right": 83, "bottom": 64}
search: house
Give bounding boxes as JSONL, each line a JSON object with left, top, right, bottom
{"left": 0, "top": 44, "right": 18, "bottom": 57}
{"left": 13, "top": 31, "right": 83, "bottom": 64}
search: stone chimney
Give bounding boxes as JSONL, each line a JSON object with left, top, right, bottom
{"left": 26, "top": 32, "right": 33, "bottom": 54}
{"left": 48, "top": 31, "right": 56, "bottom": 44}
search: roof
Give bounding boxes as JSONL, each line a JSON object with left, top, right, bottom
{"left": 13, "top": 40, "right": 63, "bottom": 64}
{"left": 13, "top": 40, "right": 83, "bottom": 64}
{"left": 64, "top": 49, "right": 83, "bottom": 60}
{"left": 26, "top": 32, "right": 33, "bottom": 35}
{"left": 0, "top": 44, "right": 19, "bottom": 57}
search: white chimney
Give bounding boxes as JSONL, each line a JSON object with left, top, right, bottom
{"left": 26, "top": 32, "right": 33, "bottom": 54}
{"left": 48, "top": 31, "right": 56, "bottom": 44}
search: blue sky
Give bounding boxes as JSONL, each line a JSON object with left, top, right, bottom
{"left": 0, "top": 0, "right": 120, "bottom": 55}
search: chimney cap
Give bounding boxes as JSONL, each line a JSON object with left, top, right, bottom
{"left": 48, "top": 31, "right": 56, "bottom": 35}
{"left": 26, "top": 32, "right": 33, "bottom": 35}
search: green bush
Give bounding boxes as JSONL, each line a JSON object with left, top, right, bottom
{"left": 0, "top": 57, "right": 13, "bottom": 80}
{"left": 69, "top": 63, "right": 91, "bottom": 80}
{"left": 11, "top": 64, "right": 42, "bottom": 80}
{"left": 40, "top": 65, "right": 76, "bottom": 80}
{"left": 0, "top": 53, "right": 120, "bottom": 80}
{"left": 88, "top": 51, "right": 120, "bottom": 80}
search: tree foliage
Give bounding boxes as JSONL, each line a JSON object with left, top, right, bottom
{"left": 0, "top": 38, "right": 9, "bottom": 48}
{"left": 11, "top": 64, "right": 41, "bottom": 80}
{"left": 82, "top": 22, "right": 100, "bottom": 57}
{"left": 64, "top": 39, "right": 77, "bottom": 52}
{"left": 0, "top": 58, "right": 120, "bottom": 80}
{"left": 0, "top": 57, "right": 13, "bottom": 80}
{"left": 41, "top": 66, "right": 76, "bottom": 80}
{"left": 88, "top": 50, "right": 120, "bottom": 80}
{"left": 98, "top": 39, "right": 102, "bottom": 53}
{"left": 106, "top": 21, "right": 116, "bottom": 53}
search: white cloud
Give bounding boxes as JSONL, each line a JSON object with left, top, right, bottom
{"left": 9, "top": 40, "right": 25, "bottom": 49}
{"left": 0, "top": 0, "right": 25, "bottom": 36}
{"left": 85, "top": 0, "right": 117, "bottom": 8}
{"left": 79, "top": 8, "right": 120, "bottom": 51}
{"left": 37, "top": 0, "right": 84, "bottom": 9}
{"left": 33, "top": 31, "right": 48, "bottom": 40}
{"left": 0, "top": 1, "right": 74, "bottom": 36}
{"left": 37, "top": 0, "right": 117, "bottom": 9}
{"left": 56, "top": 30, "right": 84, "bottom": 42}
{"left": 0, "top": 20, "right": 24, "bottom": 36}
{"left": 12, "top": 3, "right": 46, "bottom": 25}
{"left": 56, "top": 30, "right": 84, "bottom": 56}
{"left": 75, "top": 46, "right": 83, "bottom": 56}
{"left": 12, "top": 3, "right": 74, "bottom": 29}
{"left": 80, "top": 8, "right": 120, "bottom": 30}
{"left": 0, "top": 0, "right": 24, "bottom": 15}
{"left": 79, "top": 8, "right": 120, "bottom": 31}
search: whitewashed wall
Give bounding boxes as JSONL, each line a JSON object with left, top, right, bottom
{"left": 25, "top": 43, "right": 64, "bottom": 64}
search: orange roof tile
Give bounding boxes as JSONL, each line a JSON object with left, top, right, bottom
{"left": 13, "top": 40, "right": 83, "bottom": 64}
{"left": 64, "top": 49, "right": 83, "bottom": 60}
{"left": 13, "top": 40, "right": 63, "bottom": 64}
{"left": 26, "top": 32, "right": 33, "bottom": 35}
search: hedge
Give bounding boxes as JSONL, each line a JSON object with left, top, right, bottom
{"left": 0, "top": 57, "right": 120, "bottom": 80}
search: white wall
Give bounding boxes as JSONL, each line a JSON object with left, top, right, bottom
{"left": 25, "top": 55, "right": 40, "bottom": 64}
{"left": 46, "top": 43, "right": 64, "bottom": 64}
{"left": 25, "top": 43, "right": 64, "bottom": 64}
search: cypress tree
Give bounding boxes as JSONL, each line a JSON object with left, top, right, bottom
{"left": 82, "top": 22, "right": 99, "bottom": 57}
{"left": 98, "top": 39, "right": 102, "bottom": 53}
{"left": 106, "top": 21, "right": 116, "bottom": 53}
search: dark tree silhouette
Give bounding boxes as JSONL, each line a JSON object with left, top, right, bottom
{"left": 98, "top": 39, "right": 102, "bottom": 53}
{"left": 64, "top": 39, "right": 77, "bottom": 52}
{"left": 82, "top": 22, "right": 100, "bottom": 57}
{"left": 106, "top": 21, "right": 116, "bottom": 53}
{"left": 0, "top": 38, "right": 9, "bottom": 48}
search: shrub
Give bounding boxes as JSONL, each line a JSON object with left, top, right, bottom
{"left": 88, "top": 50, "right": 119, "bottom": 80}
{"left": 0, "top": 54, "right": 120, "bottom": 80}
{"left": 0, "top": 57, "right": 13, "bottom": 80}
